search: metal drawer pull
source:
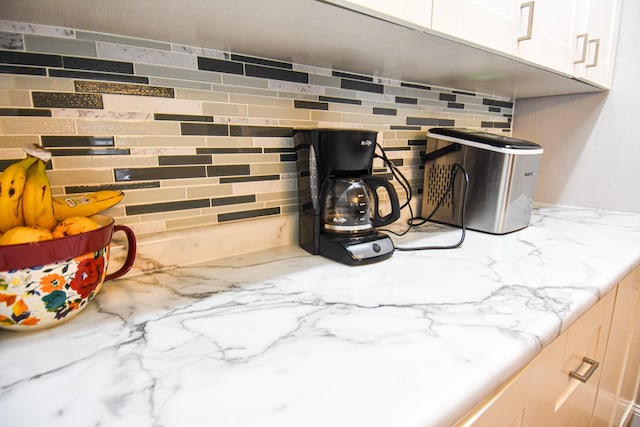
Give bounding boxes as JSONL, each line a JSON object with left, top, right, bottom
{"left": 518, "top": 1, "right": 535, "bottom": 42}
{"left": 587, "top": 38, "right": 600, "bottom": 68}
{"left": 569, "top": 357, "right": 600, "bottom": 382}
{"left": 574, "top": 33, "right": 588, "bottom": 64}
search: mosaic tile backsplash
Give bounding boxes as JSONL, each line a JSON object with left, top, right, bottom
{"left": 0, "top": 20, "right": 513, "bottom": 236}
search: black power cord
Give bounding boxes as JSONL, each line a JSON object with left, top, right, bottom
{"left": 375, "top": 143, "right": 470, "bottom": 251}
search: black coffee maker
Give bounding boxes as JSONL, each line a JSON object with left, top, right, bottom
{"left": 295, "top": 129, "right": 400, "bottom": 265}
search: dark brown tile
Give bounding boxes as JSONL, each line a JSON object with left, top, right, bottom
{"left": 32, "top": 92, "right": 103, "bottom": 109}
{"left": 74, "top": 80, "right": 173, "bottom": 97}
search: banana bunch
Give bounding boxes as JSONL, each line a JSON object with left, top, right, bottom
{"left": 0, "top": 156, "right": 38, "bottom": 233}
{"left": 0, "top": 145, "right": 125, "bottom": 246}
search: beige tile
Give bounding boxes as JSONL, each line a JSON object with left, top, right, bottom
{"left": 102, "top": 94, "right": 202, "bottom": 114}
{"left": 0, "top": 117, "right": 76, "bottom": 134}
{"left": 160, "top": 177, "right": 219, "bottom": 187}
{"left": 251, "top": 162, "right": 296, "bottom": 175}
{"left": 229, "top": 93, "right": 291, "bottom": 107}
{"left": 205, "top": 136, "right": 254, "bottom": 147}
{"left": 341, "top": 112, "right": 405, "bottom": 125}
{"left": 52, "top": 154, "right": 157, "bottom": 169}
{"left": 117, "top": 136, "right": 206, "bottom": 147}
{"left": 248, "top": 105, "right": 309, "bottom": 120}
{"left": 0, "top": 89, "right": 32, "bottom": 107}
{"left": 202, "top": 102, "right": 248, "bottom": 117}
{"left": 135, "top": 208, "right": 210, "bottom": 224}
{"left": 383, "top": 129, "right": 426, "bottom": 140}
{"left": 278, "top": 119, "right": 317, "bottom": 127}
{"left": 175, "top": 88, "right": 228, "bottom": 102}
{"left": 323, "top": 102, "right": 367, "bottom": 113}
{"left": 128, "top": 146, "right": 196, "bottom": 156}
{"left": 46, "top": 168, "right": 114, "bottom": 187}
{"left": 231, "top": 177, "right": 296, "bottom": 195}
{"left": 0, "top": 75, "right": 75, "bottom": 91}
{"left": 120, "top": 187, "right": 187, "bottom": 204}
{"left": 186, "top": 183, "right": 233, "bottom": 199}
{"left": 0, "top": 135, "right": 40, "bottom": 149}
{"left": 310, "top": 110, "right": 342, "bottom": 122}
{"left": 76, "top": 119, "right": 180, "bottom": 135}
{"left": 212, "top": 153, "right": 280, "bottom": 164}
{"left": 165, "top": 213, "right": 219, "bottom": 230}
{"left": 257, "top": 190, "right": 297, "bottom": 202}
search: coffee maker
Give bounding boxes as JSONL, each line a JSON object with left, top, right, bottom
{"left": 294, "top": 129, "right": 401, "bottom": 265}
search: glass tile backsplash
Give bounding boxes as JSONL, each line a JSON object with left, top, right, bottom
{"left": 0, "top": 19, "right": 514, "bottom": 236}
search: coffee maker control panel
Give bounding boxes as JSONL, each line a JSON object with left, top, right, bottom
{"left": 347, "top": 235, "right": 394, "bottom": 261}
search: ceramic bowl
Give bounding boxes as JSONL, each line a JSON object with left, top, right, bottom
{"left": 0, "top": 215, "right": 136, "bottom": 331}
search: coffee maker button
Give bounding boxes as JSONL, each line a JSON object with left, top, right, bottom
{"left": 372, "top": 243, "right": 381, "bottom": 253}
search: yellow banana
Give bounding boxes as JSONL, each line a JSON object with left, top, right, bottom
{"left": 0, "top": 225, "right": 53, "bottom": 245}
{"left": 52, "top": 190, "right": 124, "bottom": 221}
{"left": 0, "top": 156, "right": 38, "bottom": 233}
{"left": 22, "top": 160, "right": 58, "bottom": 231}
{"left": 52, "top": 216, "right": 100, "bottom": 239}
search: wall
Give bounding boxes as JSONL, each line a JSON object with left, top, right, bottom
{"left": 513, "top": 0, "right": 640, "bottom": 214}
{"left": 0, "top": 19, "right": 513, "bottom": 238}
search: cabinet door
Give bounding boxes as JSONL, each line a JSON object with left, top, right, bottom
{"left": 614, "top": 268, "right": 640, "bottom": 426}
{"left": 515, "top": 0, "right": 576, "bottom": 74}
{"left": 323, "top": 0, "right": 432, "bottom": 28}
{"left": 547, "top": 290, "right": 615, "bottom": 427}
{"left": 431, "top": 0, "right": 520, "bottom": 54}
{"left": 572, "top": 0, "right": 622, "bottom": 88}
{"left": 592, "top": 267, "right": 640, "bottom": 427}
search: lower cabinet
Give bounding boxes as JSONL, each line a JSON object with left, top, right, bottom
{"left": 456, "top": 265, "right": 640, "bottom": 427}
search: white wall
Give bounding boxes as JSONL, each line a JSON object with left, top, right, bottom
{"left": 513, "top": 0, "right": 640, "bottom": 213}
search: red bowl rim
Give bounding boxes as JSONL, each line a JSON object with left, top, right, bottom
{"left": 0, "top": 215, "right": 116, "bottom": 271}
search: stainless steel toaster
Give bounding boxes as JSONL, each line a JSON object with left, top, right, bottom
{"left": 421, "top": 128, "right": 543, "bottom": 234}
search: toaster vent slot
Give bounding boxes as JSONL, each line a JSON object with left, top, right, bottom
{"left": 426, "top": 164, "right": 454, "bottom": 208}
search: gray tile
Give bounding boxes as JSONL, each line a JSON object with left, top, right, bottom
{"left": 97, "top": 42, "right": 195, "bottom": 68}
{"left": 77, "top": 31, "right": 171, "bottom": 50}
{"left": 0, "top": 31, "right": 23, "bottom": 49}
{"left": 222, "top": 73, "right": 270, "bottom": 89}
{"left": 24, "top": 34, "right": 96, "bottom": 57}
{"left": 148, "top": 76, "right": 213, "bottom": 91}
{"left": 136, "top": 63, "right": 222, "bottom": 83}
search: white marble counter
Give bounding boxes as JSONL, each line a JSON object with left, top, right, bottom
{"left": 2, "top": 205, "right": 640, "bottom": 427}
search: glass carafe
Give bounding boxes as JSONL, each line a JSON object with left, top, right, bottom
{"left": 322, "top": 176, "right": 401, "bottom": 234}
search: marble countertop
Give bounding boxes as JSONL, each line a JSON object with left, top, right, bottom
{"left": 2, "top": 205, "right": 640, "bottom": 427}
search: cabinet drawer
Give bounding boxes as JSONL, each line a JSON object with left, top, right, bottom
{"left": 458, "top": 290, "right": 615, "bottom": 427}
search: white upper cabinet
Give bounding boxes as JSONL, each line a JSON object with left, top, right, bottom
{"left": 515, "top": 0, "right": 576, "bottom": 75}
{"left": 323, "top": 0, "right": 433, "bottom": 29}
{"left": 431, "top": 0, "right": 521, "bottom": 53}
{"left": 430, "top": 0, "right": 621, "bottom": 88}
{"left": 572, "top": 0, "right": 622, "bottom": 88}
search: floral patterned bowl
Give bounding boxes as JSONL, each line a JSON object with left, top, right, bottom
{"left": 0, "top": 215, "right": 136, "bottom": 331}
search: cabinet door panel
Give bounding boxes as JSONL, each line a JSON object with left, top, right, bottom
{"left": 592, "top": 268, "right": 640, "bottom": 427}
{"left": 551, "top": 291, "right": 614, "bottom": 427}
{"left": 516, "top": 0, "right": 576, "bottom": 73}
{"left": 573, "top": 0, "right": 622, "bottom": 88}
{"left": 615, "top": 268, "right": 640, "bottom": 426}
{"left": 431, "top": 0, "right": 520, "bottom": 54}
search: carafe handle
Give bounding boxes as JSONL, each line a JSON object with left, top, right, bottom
{"left": 363, "top": 175, "right": 401, "bottom": 227}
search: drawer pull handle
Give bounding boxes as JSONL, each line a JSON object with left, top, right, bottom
{"left": 569, "top": 357, "right": 600, "bottom": 382}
